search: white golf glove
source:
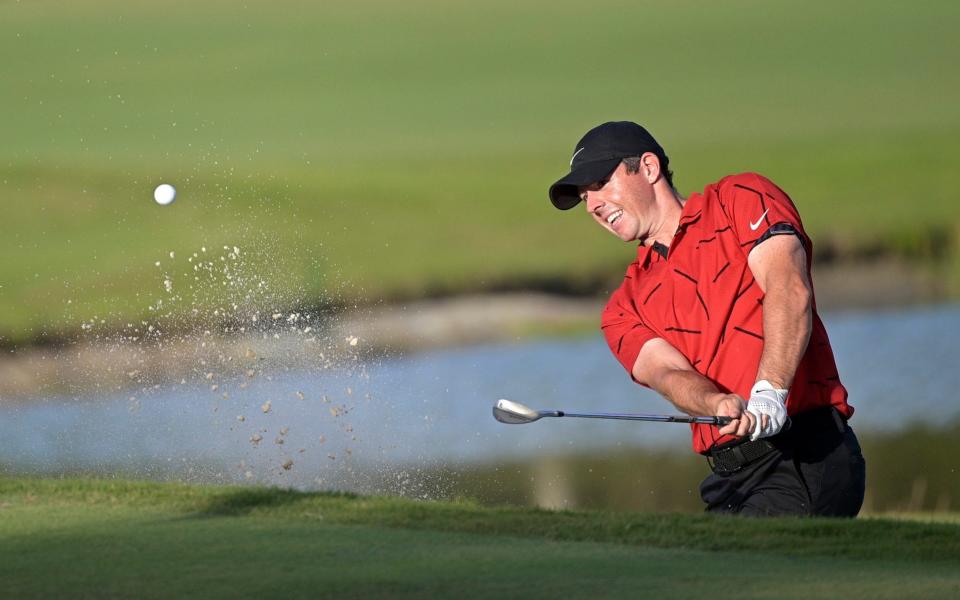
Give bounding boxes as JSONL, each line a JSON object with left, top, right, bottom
{"left": 745, "top": 380, "right": 789, "bottom": 441}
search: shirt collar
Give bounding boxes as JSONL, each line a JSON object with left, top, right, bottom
{"left": 636, "top": 240, "right": 663, "bottom": 269}
{"left": 635, "top": 194, "right": 703, "bottom": 268}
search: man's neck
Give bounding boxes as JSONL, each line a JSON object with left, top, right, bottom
{"left": 641, "top": 185, "right": 685, "bottom": 249}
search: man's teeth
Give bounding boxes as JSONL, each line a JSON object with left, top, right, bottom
{"left": 606, "top": 210, "right": 623, "bottom": 225}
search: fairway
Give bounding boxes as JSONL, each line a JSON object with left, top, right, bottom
{"left": 2, "top": 0, "right": 959, "bottom": 341}
{"left": 2, "top": 478, "right": 958, "bottom": 599}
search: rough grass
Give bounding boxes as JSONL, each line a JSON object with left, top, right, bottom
{"left": 1, "top": 0, "right": 959, "bottom": 343}
{"left": 425, "top": 421, "right": 960, "bottom": 515}
{"left": 3, "top": 476, "right": 960, "bottom": 560}
{"left": 1, "top": 476, "right": 959, "bottom": 599}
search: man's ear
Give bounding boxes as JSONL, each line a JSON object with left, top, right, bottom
{"left": 640, "top": 152, "right": 661, "bottom": 184}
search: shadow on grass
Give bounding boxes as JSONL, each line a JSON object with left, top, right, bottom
{"left": 190, "top": 487, "right": 356, "bottom": 518}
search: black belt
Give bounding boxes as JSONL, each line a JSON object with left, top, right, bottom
{"left": 706, "top": 406, "right": 846, "bottom": 475}
{"left": 707, "top": 438, "right": 777, "bottom": 475}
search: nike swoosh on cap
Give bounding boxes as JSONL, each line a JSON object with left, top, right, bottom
{"left": 570, "top": 147, "right": 585, "bottom": 166}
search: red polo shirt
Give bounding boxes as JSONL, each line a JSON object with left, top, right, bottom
{"left": 601, "top": 173, "right": 852, "bottom": 454}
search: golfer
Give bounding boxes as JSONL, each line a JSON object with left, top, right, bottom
{"left": 549, "top": 122, "right": 865, "bottom": 516}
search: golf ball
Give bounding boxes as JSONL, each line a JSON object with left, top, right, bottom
{"left": 153, "top": 183, "right": 177, "bottom": 205}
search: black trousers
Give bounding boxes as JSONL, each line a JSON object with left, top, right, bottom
{"left": 699, "top": 409, "right": 866, "bottom": 517}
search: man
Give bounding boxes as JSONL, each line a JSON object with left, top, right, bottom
{"left": 548, "top": 121, "right": 865, "bottom": 516}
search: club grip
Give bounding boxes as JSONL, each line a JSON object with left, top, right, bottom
{"left": 715, "top": 416, "right": 733, "bottom": 426}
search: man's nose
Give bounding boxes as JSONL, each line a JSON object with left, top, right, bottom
{"left": 584, "top": 194, "right": 603, "bottom": 215}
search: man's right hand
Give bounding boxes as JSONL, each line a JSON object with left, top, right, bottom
{"left": 711, "top": 393, "right": 757, "bottom": 438}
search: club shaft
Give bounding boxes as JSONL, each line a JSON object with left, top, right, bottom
{"left": 559, "top": 411, "right": 731, "bottom": 425}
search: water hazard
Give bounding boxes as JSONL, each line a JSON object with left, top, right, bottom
{"left": 2, "top": 304, "right": 959, "bottom": 496}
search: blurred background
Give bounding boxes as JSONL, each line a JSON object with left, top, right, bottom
{"left": 1, "top": 0, "right": 958, "bottom": 514}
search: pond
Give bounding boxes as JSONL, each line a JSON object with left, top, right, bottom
{"left": 2, "top": 303, "right": 959, "bottom": 498}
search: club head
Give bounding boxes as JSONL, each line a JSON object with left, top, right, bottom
{"left": 492, "top": 399, "right": 542, "bottom": 424}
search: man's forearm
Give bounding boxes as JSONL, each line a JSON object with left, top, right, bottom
{"left": 655, "top": 368, "right": 726, "bottom": 417}
{"left": 756, "top": 275, "right": 812, "bottom": 389}
{"left": 632, "top": 338, "right": 757, "bottom": 437}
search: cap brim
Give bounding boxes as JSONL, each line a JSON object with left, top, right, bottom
{"left": 548, "top": 159, "right": 621, "bottom": 210}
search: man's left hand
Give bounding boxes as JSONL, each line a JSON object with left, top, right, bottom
{"left": 745, "top": 380, "right": 789, "bottom": 441}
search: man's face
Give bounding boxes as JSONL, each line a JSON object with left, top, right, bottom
{"left": 579, "top": 161, "right": 651, "bottom": 242}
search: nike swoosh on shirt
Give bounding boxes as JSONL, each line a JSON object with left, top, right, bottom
{"left": 570, "top": 147, "right": 585, "bottom": 166}
{"left": 749, "top": 209, "right": 769, "bottom": 231}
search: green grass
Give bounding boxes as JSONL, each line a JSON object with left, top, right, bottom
{"left": 1, "top": 477, "right": 958, "bottom": 599}
{"left": 427, "top": 421, "right": 960, "bottom": 515}
{"left": 2, "top": 0, "right": 959, "bottom": 342}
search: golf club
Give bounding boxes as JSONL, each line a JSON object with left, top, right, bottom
{"left": 493, "top": 398, "right": 733, "bottom": 426}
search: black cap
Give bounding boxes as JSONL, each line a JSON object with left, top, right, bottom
{"left": 548, "top": 121, "right": 667, "bottom": 210}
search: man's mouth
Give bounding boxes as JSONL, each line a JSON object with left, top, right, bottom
{"left": 606, "top": 209, "right": 623, "bottom": 226}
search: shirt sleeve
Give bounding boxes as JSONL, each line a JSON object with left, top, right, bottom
{"left": 720, "top": 173, "right": 809, "bottom": 252}
{"left": 601, "top": 285, "right": 658, "bottom": 382}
